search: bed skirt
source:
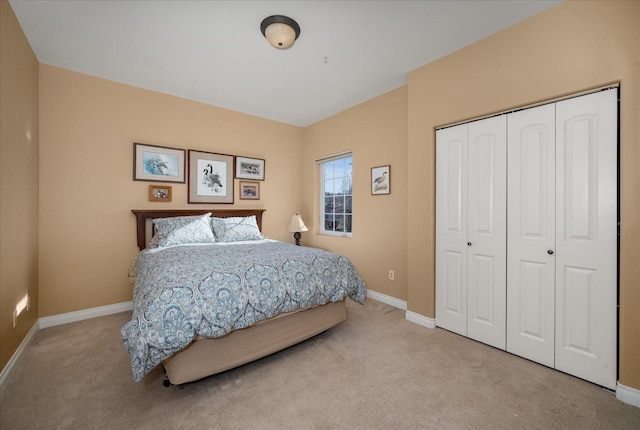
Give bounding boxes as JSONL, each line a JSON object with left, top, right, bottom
{"left": 162, "top": 300, "right": 347, "bottom": 385}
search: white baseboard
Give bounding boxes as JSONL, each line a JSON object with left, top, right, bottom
{"left": 0, "top": 320, "right": 39, "bottom": 394}
{"left": 39, "top": 301, "right": 133, "bottom": 328}
{"left": 1, "top": 301, "right": 133, "bottom": 392}
{"left": 617, "top": 382, "right": 640, "bottom": 408}
{"left": 366, "top": 290, "right": 436, "bottom": 329}
{"left": 367, "top": 289, "right": 407, "bottom": 310}
{"left": 406, "top": 310, "right": 436, "bottom": 329}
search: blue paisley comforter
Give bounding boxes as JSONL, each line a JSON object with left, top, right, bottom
{"left": 121, "top": 240, "right": 367, "bottom": 381}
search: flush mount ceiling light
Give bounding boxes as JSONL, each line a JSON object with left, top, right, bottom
{"left": 260, "top": 15, "right": 301, "bottom": 49}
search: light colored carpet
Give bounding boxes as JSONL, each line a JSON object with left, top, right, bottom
{"left": 1, "top": 299, "right": 639, "bottom": 429}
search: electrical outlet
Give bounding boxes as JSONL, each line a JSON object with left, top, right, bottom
{"left": 388, "top": 270, "right": 395, "bottom": 281}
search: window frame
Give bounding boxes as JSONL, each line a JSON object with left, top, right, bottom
{"left": 318, "top": 152, "right": 353, "bottom": 238}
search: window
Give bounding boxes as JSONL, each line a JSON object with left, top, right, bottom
{"left": 319, "top": 153, "right": 352, "bottom": 236}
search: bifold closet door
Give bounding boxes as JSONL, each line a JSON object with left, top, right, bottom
{"left": 554, "top": 89, "right": 617, "bottom": 390}
{"left": 466, "top": 117, "right": 506, "bottom": 350}
{"left": 436, "top": 117, "right": 506, "bottom": 350}
{"left": 436, "top": 124, "right": 468, "bottom": 337}
{"left": 507, "top": 89, "right": 618, "bottom": 390}
{"left": 506, "top": 103, "right": 556, "bottom": 367}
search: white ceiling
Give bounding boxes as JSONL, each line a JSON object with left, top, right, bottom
{"left": 9, "top": 0, "right": 561, "bottom": 127}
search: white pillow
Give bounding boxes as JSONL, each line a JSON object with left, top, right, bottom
{"left": 210, "top": 215, "right": 263, "bottom": 242}
{"left": 152, "top": 213, "right": 215, "bottom": 247}
{"left": 147, "top": 234, "right": 160, "bottom": 248}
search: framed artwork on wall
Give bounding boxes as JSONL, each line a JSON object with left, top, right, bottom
{"left": 133, "top": 142, "right": 185, "bottom": 183}
{"left": 188, "top": 150, "right": 234, "bottom": 204}
{"left": 148, "top": 185, "right": 172, "bottom": 202}
{"left": 235, "top": 156, "right": 265, "bottom": 181}
{"left": 371, "top": 165, "right": 390, "bottom": 195}
{"left": 239, "top": 181, "right": 260, "bottom": 200}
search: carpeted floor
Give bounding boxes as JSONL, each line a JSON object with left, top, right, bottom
{"left": 1, "top": 298, "right": 639, "bottom": 429}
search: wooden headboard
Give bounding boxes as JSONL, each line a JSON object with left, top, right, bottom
{"left": 132, "top": 209, "right": 266, "bottom": 251}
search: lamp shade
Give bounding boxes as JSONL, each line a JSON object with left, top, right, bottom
{"left": 287, "top": 214, "right": 308, "bottom": 233}
{"left": 261, "top": 15, "right": 300, "bottom": 50}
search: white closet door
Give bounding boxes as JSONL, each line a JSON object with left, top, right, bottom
{"left": 506, "top": 103, "right": 556, "bottom": 367}
{"left": 555, "top": 89, "right": 617, "bottom": 390}
{"left": 436, "top": 124, "right": 468, "bottom": 336}
{"left": 466, "top": 116, "right": 507, "bottom": 350}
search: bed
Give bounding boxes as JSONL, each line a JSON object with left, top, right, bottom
{"left": 122, "top": 209, "right": 367, "bottom": 385}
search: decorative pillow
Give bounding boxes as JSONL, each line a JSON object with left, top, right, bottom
{"left": 210, "top": 215, "right": 263, "bottom": 242}
{"left": 152, "top": 213, "right": 215, "bottom": 247}
{"left": 147, "top": 234, "right": 160, "bottom": 248}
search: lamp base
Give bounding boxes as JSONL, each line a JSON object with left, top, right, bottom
{"left": 293, "top": 232, "right": 301, "bottom": 246}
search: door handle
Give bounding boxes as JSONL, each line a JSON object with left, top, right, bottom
{"left": 547, "top": 250, "right": 554, "bottom": 255}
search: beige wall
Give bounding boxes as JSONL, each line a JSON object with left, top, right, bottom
{"left": 3, "top": 0, "right": 639, "bottom": 394}
{"left": 0, "top": 0, "right": 40, "bottom": 371}
{"left": 302, "top": 87, "right": 408, "bottom": 300}
{"left": 407, "top": 1, "right": 640, "bottom": 389}
{"left": 38, "top": 65, "right": 304, "bottom": 317}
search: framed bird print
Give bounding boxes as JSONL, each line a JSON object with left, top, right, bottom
{"left": 239, "top": 181, "right": 260, "bottom": 200}
{"left": 371, "top": 165, "right": 391, "bottom": 195}
{"left": 235, "top": 156, "right": 265, "bottom": 181}
{"left": 148, "top": 185, "right": 172, "bottom": 202}
{"left": 188, "top": 150, "right": 234, "bottom": 203}
{"left": 133, "top": 142, "right": 185, "bottom": 183}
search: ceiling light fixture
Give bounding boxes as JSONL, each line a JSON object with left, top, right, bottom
{"left": 260, "top": 15, "right": 300, "bottom": 50}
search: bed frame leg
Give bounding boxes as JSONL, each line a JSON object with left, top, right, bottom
{"left": 163, "top": 376, "right": 172, "bottom": 387}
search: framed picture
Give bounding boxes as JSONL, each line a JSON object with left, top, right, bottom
{"left": 371, "top": 165, "right": 391, "bottom": 195}
{"left": 148, "top": 185, "right": 172, "bottom": 202}
{"left": 239, "top": 181, "right": 260, "bottom": 200}
{"left": 188, "top": 150, "right": 234, "bottom": 204}
{"left": 133, "top": 142, "right": 185, "bottom": 183}
{"left": 235, "top": 156, "right": 265, "bottom": 181}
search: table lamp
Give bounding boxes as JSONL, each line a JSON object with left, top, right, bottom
{"left": 287, "top": 214, "right": 308, "bottom": 246}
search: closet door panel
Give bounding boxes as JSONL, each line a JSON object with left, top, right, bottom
{"left": 436, "top": 124, "right": 468, "bottom": 336}
{"left": 466, "top": 116, "right": 506, "bottom": 350}
{"left": 555, "top": 89, "right": 617, "bottom": 390}
{"left": 506, "top": 104, "right": 556, "bottom": 367}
